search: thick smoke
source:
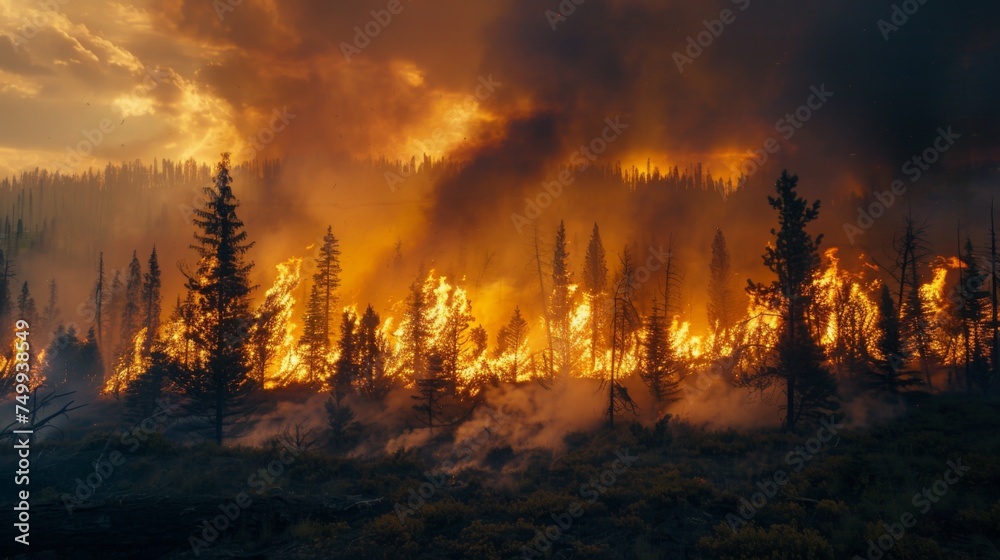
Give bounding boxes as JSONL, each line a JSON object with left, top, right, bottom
{"left": 5, "top": 0, "right": 998, "bottom": 439}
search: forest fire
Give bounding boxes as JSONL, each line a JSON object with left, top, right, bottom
{"left": 0, "top": 1, "right": 996, "bottom": 557}
{"left": 92, "top": 232, "right": 976, "bottom": 405}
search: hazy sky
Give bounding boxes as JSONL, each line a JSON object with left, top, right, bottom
{"left": 1, "top": 0, "right": 997, "bottom": 183}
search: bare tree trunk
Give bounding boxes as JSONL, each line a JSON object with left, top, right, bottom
{"left": 786, "top": 298, "right": 797, "bottom": 432}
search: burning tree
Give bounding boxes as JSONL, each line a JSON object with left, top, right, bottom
{"left": 124, "top": 349, "right": 177, "bottom": 422}
{"left": 640, "top": 298, "right": 681, "bottom": 404}
{"left": 813, "top": 249, "right": 877, "bottom": 381}
{"left": 141, "top": 246, "right": 162, "bottom": 354}
{"left": 958, "top": 238, "right": 991, "bottom": 393}
{"left": 747, "top": 171, "right": 838, "bottom": 431}
{"left": 583, "top": 223, "right": 609, "bottom": 374}
{"left": 550, "top": 221, "right": 574, "bottom": 380}
{"left": 356, "top": 305, "right": 392, "bottom": 400}
{"left": 299, "top": 226, "right": 342, "bottom": 385}
{"left": 402, "top": 277, "right": 430, "bottom": 380}
{"left": 174, "top": 154, "right": 258, "bottom": 444}
{"left": 120, "top": 251, "right": 143, "bottom": 351}
{"left": 248, "top": 258, "right": 301, "bottom": 387}
{"left": 332, "top": 309, "right": 360, "bottom": 401}
{"left": 874, "top": 213, "right": 935, "bottom": 386}
{"left": 40, "top": 325, "right": 103, "bottom": 394}
{"left": 106, "top": 251, "right": 144, "bottom": 398}
{"left": 411, "top": 353, "right": 452, "bottom": 433}
{"left": 708, "top": 229, "right": 738, "bottom": 344}
{"left": 326, "top": 309, "right": 363, "bottom": 448}
{"left": 435, "top": 285, "right": 475, "bottom": 391}
{"left": 495, "top": 307, "right": 530, "bottom": 383}
{"left": 607, "top": 247, "right": 640, "bottom": 429}
{"left": 866, "top": 284, "right": 922, "bottom": 395}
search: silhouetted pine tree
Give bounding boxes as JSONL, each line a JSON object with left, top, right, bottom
{"left": 436, "top": 292, "right": 474, "bottom": 389}
{"left": 332, "top": 310, "right": 359, "bottom": 401}
{"left": 141, "top": 247, "right": 162, "bottom": 353}
{"left": 16, "top": 281, "right": 36, "bottom": 327}
{"left": 175, "top": 154, "right": 258, "bottom": 444}
{"left": 80, "top": 327, "right": 104, "bottom": 395}
{"left": 607, "top": 247, "right": 640, "bottom": 429}
{"left": 411, "top": 353, "right": 452, "bottom": 433}
{"left": 42, "top": 325, "right": 76, "bottom": 386}
{"left": 959, "top": 238, "right": 991, "bottom": 393}
{"left": 124, "top": 350, "right": 176, "bottom": 422}
{"left": 357, "top": 305, "right": 392, "bottom": 401}
{"left": 708, "top": 229, "right": 736, "bottom": 337}
{"left": 325, "top": 394, "right": 361, "bottom": 451}
{"left": 867, "top": 284, "right": 922, "bottom": 395}
{"left": 583, "top": 223, "right": 608, "bottom": 373}
{"left": 887, "top": 213, "right": 934, "bottom": 386}
{"left": 496, "top": 307, "right": 529, "bottom": 383}
{"left": 120, "top": 251, "right": 143, "bottom": 350}
{"left": 300, "top": 226, "right": 341, "bottom": 384}
{"left": 403, "top": 277, "right": 430, "bottom": 379}
{"left": 640, "top": 298, "right": 681, "bottom": 403}
{"left": 551, "top": 220, "right": 573, "bottom": 379}
{"left": 41, "top": 279, "right": 59, "bottom": 339}
{"left": 747, "top": 171, "right": 838, "bottom": 431}
{"left": 109, "top": 251, "right": 149, "bottom": 398}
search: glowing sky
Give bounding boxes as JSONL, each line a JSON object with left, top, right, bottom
{"left": 0, "top": 0, "right": 997, "bottom": 183}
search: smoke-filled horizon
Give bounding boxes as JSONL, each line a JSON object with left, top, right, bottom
{"left": 1, "top": 0, "right": 999, "bottom": 435}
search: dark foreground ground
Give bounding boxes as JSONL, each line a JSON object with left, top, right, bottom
{"left": 2, "top": 394, "right": 999, "bottom": 559}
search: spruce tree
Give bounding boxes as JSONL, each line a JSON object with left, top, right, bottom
{"left": 176, "top": 154, "right": 258, "bottom": 444}
{"left": 124, "top": 350, "right": 175, "bottom": 423}
{"left": 332, "top": 310, "right": 359, "bottom": 401}
{"left": 0, "top": 250, "right": 14, "bottom": 329}
{"left": 551, "top": 220, "right": 573, "bottom": 378}
{"left": 299, "top": 226, "right": 342, "bottom": 384}
{"left": 583, "top": 223, "right": 608, "bottom": 373}
{"left": 436, "top": 292, "right": 474, "bottom": 388}
{"left": 411, "top": 353, "right": 451, "bottom": 433}
{"left": 867, "top": 284, "right": 922, "bottom": 395}
{"left": 640, "top": 299, "right": 681, "bottom": 402}
{"left": 41, "top": 279, "right": 59, "bottom": 338}
{"left": 496, "top": 307, "right": 529, "bottom": 383}
{"left": 403, "top": 277, "right": 430, "bottom": 379}
{"left": 608, "top": 247, "right": 640, "bottom": 428}
{"left": 141, "top": 246, "right": 162, "bottom": 351}
{"left": 357, "top": 305, "right": 391, "bottom": 400}
{"left": 16, "top": 281, "right": 36, "bottom": 327}
{"left": 120, "top": 251, "right": 143, "bottom": 348}
{"left": 890, "top": 214, "right": 934, "bottom": 387}
{"left": 708, "top": 229, "right": 735, "bottom": 336}
{"left": 747, "top": 171, "right": 838, "bottom": 431}
{"left": 958, "top": 239, "right": 990, "bottom": 393}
